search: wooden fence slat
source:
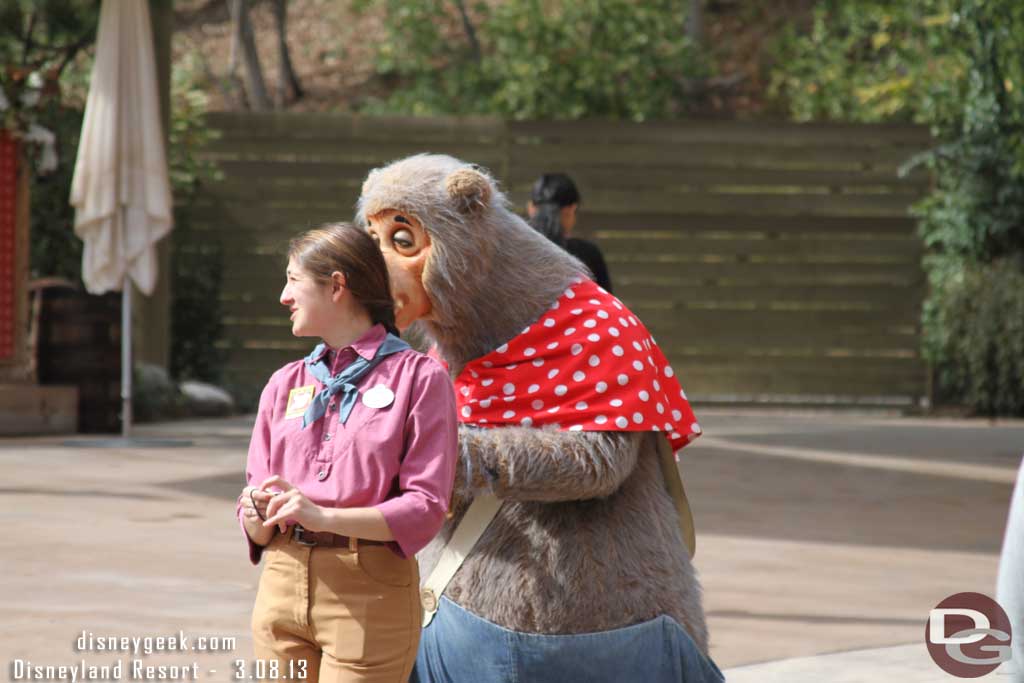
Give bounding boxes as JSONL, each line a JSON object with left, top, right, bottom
{"left": 608, "top": 260, "right": 921, "bottom": 283}
{"left": 206, "top": 111, "right": 506, "bottom": 139}
{"left": 628, "top": 302, "right": 920, "bottom": 326}
{"left": 203, "top": 138, "right": 506, "bottom": 164}
{"left": 508, "top": 119, "right": 932, "bottom": 147}
{"left": 596, "top": 234, "right": 922, "bottom": 258}
{"left": 588, "top": 213, "right": 919, "bottom": 235}
{"left": 505, "top": 165, "right": 929, "bottom": 190}
{"left": 617, "top": 285, "right": 923, "bottom": 315}
{"left": 508, "top": 141, "right": 922, "bottom": 169}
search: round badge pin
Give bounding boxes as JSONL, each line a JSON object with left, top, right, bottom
{"left": 362, "top": 385, "right": 395, "bottom": 409}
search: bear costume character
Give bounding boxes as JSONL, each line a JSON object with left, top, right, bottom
{"left": 358, "top": 154, "right": 723, "bottom": 682}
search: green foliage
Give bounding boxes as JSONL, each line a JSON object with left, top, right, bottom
{"left": 911, "top": 0, "right": 1024, "bottom": 415}
{"left": 0, "top": 0, "right": 99, "bottom": 136}
{"left": 768, "top": 1, "right": 965, "bottom": 124}
{"left": 908, "top": 2, "right": 1024, "bottom": 263}
{"left": 168, "top": 70, "right": 226, "bottom": 384}
{"left": 356, "top": 0, "right": 704, "bottom": 120}
{"left": 27, "top": 102, "right": 83, "bottom": 280}
{"left": 2, "top": 1, "right": 98, "bottom": 281}
{"left": 923, "top": 259, "right": 1024, "bottom": 415}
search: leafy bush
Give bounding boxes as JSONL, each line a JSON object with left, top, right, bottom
{"left": 27, "top": 103, "right": 84, "bottom": 281}
{"left": 0, "top": 0, "right": 99, "bottom": 136}
{"left": 357, "top": 0, "right": 706, "bottom": 120}
{"left": 908, "top": 0, "right": 1024, "bottom": 415}
{"left": 924, "top": 259, "right": 1024, "bottom": 416}
{"left": 1, "top": 1, "right": 97, "bottom": 281}
{"left": 768, "top": 1, "right": 966, "bottom": 124}
{"left": 907, "top": 2, "right": 1024, "bottom": 263}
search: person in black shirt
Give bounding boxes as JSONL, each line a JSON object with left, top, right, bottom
{"left": 526, "top": 173, "right": 613, "bottom": 293}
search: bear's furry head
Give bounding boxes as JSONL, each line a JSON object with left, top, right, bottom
{"left": 357, "top": 154, "right": 588, "bottom": 369}
{"left": 358, "top": 154, "right": 493, "bottom": 225}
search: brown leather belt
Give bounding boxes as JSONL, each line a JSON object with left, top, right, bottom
{"left": 290, "top": 525, "right": 386, "bottom": 548}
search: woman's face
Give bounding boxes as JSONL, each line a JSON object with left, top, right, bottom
{"left": 365, "top": 209, "right": 433, "bottom": 330}
{"left": 280, "top": 258, "right": 335, "bottom": 338}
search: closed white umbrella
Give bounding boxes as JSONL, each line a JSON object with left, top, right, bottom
{"left": 70, "top": 0, "right": 172, "bottom": 437}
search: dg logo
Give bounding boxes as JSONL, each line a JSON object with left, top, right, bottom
{"left": 926, "top": 592, "right": 1012, "bottom": 678}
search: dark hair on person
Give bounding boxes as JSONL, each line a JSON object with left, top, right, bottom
{"left": 528, "top": 173, "right": 581, "bottom": 248}
{"left": 288, "top": 222, "right": 399, "bottom": 336}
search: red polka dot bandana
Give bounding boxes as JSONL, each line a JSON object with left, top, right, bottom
{"left": 454, "top": 279, "right": 702, "bottom": 454}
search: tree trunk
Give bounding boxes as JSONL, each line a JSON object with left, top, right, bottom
{"left": 271, "top": 0, "right": 304, "bottom": 105}
{"left": 687, "top": 0, "right": 703, "bottom": 49}
{"left": 452, "top": 0, "right": 482, "bottom": 63}
{"left": 228, "top": 0, "right": 272, "bottom": 111}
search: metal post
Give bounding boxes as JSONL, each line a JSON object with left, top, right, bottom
{"left": 122, "top": 276, "right": 132, "bottom": 437}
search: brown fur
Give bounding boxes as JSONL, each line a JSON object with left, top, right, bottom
{"left": 358, "top": 154, "right": 710, "bottom": 653}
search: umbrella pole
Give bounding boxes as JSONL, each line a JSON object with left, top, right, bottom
{"left": 122, "top": 275, "right": 133, "bottom": 437}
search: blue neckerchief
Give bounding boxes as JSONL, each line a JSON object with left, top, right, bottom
{"left": 302, "top": 333, "right": 410, "bottom": 428}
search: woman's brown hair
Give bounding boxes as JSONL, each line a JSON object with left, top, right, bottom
{"left": 288, "top": 222, "right": 399, "bottom": 336}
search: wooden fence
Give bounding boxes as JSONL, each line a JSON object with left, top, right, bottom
{"left": 192, "top": 112, "right": 930, "bottom": 408}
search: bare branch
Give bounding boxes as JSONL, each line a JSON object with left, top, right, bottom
{"left": 21, "top": 8, "right": 39, "bottom": 66}
{"left": 452, "top": 0, "right": 482, "bottom": 63}
{"left": 54, "top": 25, "right": 99, "bottom": 79}
{"left": 271, "top": 0, "right": 303, "bottom": 105}
{"left": 228, "top": 0, "right": 272, "bottom": 110}
{"left": 687, "top": 0, "right": 704, "bottom": 49}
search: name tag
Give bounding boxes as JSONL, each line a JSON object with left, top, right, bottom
{"left": 362, "top": 385, "right": 395, "bottom": 409}
{"left": 285, "top": 385, "right": 316, "bottom": 419}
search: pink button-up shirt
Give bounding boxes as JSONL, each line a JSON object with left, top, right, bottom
{"left": 238, "top": 324, "right": 457, "bottom": 563}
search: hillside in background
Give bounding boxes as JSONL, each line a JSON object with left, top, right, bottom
{"left": 172, "top": 0, "right": 816, "bottom": 117}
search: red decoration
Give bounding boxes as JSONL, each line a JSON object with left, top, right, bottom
{"left": 0, "top": 131, "right": 17, "bottom": 361}
{"left": 453, "top": 279, "right": 702, "bottom": 454}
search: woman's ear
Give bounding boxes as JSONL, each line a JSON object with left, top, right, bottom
{"left": 445, "top": 166, "right": 492, "bottom": 215}
{"left": 330, "top": 271, "right": 347, "bottom": 302}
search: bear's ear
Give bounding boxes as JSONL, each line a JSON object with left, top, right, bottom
{"left": 445, "top": 166, "right": 492, "bottom": 215}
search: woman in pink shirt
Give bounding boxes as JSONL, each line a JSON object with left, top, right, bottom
{"left": 236, "top": 223, "right": 457, "bottom": 683}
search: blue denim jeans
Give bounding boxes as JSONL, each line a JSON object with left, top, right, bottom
{"left": 411, "top": 597, "right": 724, "bottom": 683}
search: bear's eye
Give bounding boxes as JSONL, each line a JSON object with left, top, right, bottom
{"left": 393, "top": 229, "right": 414, "bottom": 250}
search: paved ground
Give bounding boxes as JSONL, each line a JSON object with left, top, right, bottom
{"left": 1, "top": 410, "right": 1021, "bottom": 681}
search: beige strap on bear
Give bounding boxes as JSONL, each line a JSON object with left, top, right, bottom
{"left": 420, "top": 492, "right": 503, "bottom": 628}
{"left": 420, "top": 435, "right": 695, "bottom": 628}
{"left": 656, "top": 432, "right": 697, "bottom": 557}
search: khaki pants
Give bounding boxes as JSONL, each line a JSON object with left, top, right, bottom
{"left": 252, "top": 532, "right": 421, "bottom": 683}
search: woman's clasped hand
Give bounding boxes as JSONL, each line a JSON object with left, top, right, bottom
{"left": 258, "top": 475, "right": 325, "bottom": 533}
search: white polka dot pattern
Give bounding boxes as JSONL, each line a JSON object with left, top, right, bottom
{"left": 448, "top": 278, "right": 700, "bottom": 453}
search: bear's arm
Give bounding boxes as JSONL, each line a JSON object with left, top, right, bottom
{"left": 455, "top": 425, "right": 641, "bottom": 502}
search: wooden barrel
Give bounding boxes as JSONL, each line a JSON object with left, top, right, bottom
{"left": 36, "top": 285, "right": 121, "bottom": 433}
